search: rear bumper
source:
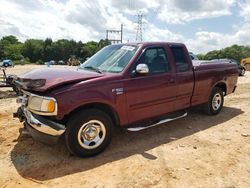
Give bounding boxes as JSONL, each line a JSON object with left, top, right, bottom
{"left": 14, "top": 107, "right": 66, "bottom": 145}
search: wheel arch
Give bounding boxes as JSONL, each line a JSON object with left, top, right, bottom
{"left": 213, "top": 82, "right": 227, "bottom": 95}
{"left": 63, "top": 102, "right": 120, "bottom": 127}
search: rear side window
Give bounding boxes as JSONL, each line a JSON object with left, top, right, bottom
{"left": 171, "top": 47, "right": 189, "bottom": 72}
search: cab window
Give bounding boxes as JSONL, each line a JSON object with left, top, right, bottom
{"left": 171, "top": 47, "right": 189, "bottom": 72}
{"left": 139, "top": 47, "right": 170, "bottom": 74}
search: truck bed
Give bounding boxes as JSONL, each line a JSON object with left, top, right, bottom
{"left": 191, "top": 60, "right": 238, "bottom": 106}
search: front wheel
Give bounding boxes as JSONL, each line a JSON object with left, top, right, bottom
{"left": 65, "top": 109, "right": 113, "bottom": 157}
{"left": 203, "top": 87, "right": 224, "bottom": 115}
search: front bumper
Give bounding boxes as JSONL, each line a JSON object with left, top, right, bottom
{"left": 14, "top": 107, "right": 65, "bottom": 145}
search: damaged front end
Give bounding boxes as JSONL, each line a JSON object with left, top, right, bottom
{"left": 13, "top": 77, "right": 46, "bottom": 93}
{"left": 13, "top": 83, "right": 66, "bottom": 145}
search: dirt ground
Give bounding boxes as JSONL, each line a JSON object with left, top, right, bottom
{"left": 0, "top": 65, "right": 249, "bottom": 188}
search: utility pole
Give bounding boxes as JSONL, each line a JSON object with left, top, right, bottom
{"left": 120, "top": 24, "right": 123, "bottom": 43}
{"left": 135, "top": 11, "right": 145, "bottom": 41}
{"left": 106, "top": 24, "right": 123, "bottom": 44}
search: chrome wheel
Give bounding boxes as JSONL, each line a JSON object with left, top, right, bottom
{"left": 77, "top": 120, "right": 106, "bottom": 149}
{"left": 212, "top": 93, "right": 222, "bottom": 110}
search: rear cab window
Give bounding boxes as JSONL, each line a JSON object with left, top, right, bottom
{"left": 170, "top": 46, "right": 190, "bottom": 72}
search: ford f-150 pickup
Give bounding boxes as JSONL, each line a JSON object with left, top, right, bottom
{"left": 13, "top": 42, "right": 238, "bottom": 157}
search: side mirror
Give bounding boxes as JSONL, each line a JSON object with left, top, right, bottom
{"left": 136, "top": 64, "right": 149, "bottom": 74}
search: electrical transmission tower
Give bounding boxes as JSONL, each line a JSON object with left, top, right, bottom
{"left": 135, "top": 11, "right": 145, "bottom": 41}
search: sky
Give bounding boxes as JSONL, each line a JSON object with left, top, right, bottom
{"left": 0, "top": 0, "right": 250, "bottom": 54}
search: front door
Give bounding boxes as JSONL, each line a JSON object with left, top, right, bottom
{"left": 124, "top": 46, "right": 177, "bottom": 124}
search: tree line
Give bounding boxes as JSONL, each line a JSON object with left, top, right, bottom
{"left": 197, "top": 44, "right": 250, "bottom": 62}
{"left": 0, "top": 35, "right": 110, "bottom": 63}
{"left": 1, "top": 35, "right": 250, "bottom": 63}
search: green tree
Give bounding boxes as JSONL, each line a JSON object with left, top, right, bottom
{"left": 79, "top": 40, "right": 110, "bottom": 61}
{"left": 202, "top": 44, "right": 250, "bottom": 62}
{"left": 43, "top": 38, "right": 53, "bottom": 61}
{"left": 4, "top": 43, "right": 24, "bottom": 60}
{"left": 0, "top": 35, "right": 112, "bottom": 62}
{"left": 197, "top": 53, "right": 205, "bottom": 60}
{"left": 98, "top": 39, "right": 110, "bottom": 50}
{"left": 22, "top": 39, "right": 43, "bottom": 62}
{"left": 204, "top": 50, "right": 221, "bottom": 60}
{"left": 0, "top": 35, "right": 21, "bottom": 60}
{"left": 80, "top": 41, "right": 99, "bottom": 61}
{"left": 51, "top": 39, "right": 78, "bottom": 61}
{"left": 1, "top": 35, "right": 19, "bottom": 45}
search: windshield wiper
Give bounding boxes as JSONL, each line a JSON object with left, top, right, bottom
{"left": 83, "top": 66, "right": 102, "bottom": 73}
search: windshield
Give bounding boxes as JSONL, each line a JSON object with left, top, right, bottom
{"left": 79, "top": 44, "right": 138, "bottom": 73}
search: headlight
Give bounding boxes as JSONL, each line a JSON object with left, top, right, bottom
{"left": 28, "top": 95, "right": 57, "bottom": 115}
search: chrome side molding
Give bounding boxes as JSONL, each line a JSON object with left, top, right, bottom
{"left": 127, "top": 111, "right": 188, "bottom": 132}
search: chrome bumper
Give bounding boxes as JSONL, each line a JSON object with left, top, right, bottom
{"left": 23, "top": 108, "right": 65, "bottom": 136}
{"left": 14, "top": 107, "right": 66, "bottom": 144}
{"left": 14, "top": 90, "right": 65, "bottom": 145}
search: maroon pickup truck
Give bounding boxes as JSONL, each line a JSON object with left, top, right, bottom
{"left": 14, "top": 42, "right": 238, "bottom": 157}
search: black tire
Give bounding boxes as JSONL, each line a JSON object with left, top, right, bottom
{"left": 4, "top": 63, "right": 8, "bottom": 67}
{"left": 203, "top": 87, "right": 224, "bottom": 115}
{"left": 240, "top": 68, "right": 245, "bottom": 76}
{"left": 65, "top": 108, "right": 113, "bottom": 157}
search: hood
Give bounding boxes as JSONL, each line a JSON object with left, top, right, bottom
{"left": 16, "top": 68, "right": 103, "bottom": 92}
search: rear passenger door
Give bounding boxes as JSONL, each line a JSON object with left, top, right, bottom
{"left": 170, "top": 45, "right": 194, "bottom": 110}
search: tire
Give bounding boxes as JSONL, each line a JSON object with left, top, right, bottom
{"left": 4, "top": 63, "right": 8, "bottom": 67}
{"left": 203, "top": 87, "right": 224, "bottom": 115}
{"left": 240, "top": 68, "right": 245, "bottom": 76}
{"left": 65, "top": 109, "right": 113, "bottom": 157}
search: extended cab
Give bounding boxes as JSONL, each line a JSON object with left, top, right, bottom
{"left": 14, "top": 42, "right": 238, "bottom": 157}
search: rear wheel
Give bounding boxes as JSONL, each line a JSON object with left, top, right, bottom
{"left": 65, "top": 109, "right": 113, "bottom": 157}
{"left": 203, "top": 87, "right": 224, "bottom": 115}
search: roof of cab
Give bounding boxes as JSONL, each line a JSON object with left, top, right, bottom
{"left": 111, "top": 42, "right": 185, "bottom": 48}
{"left": 126, "top": 41, "right": 185, "bottom": 46}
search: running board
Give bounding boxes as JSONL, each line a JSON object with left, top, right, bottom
{"left": 127, "top": 111, "right": 188, "bottom": 132}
